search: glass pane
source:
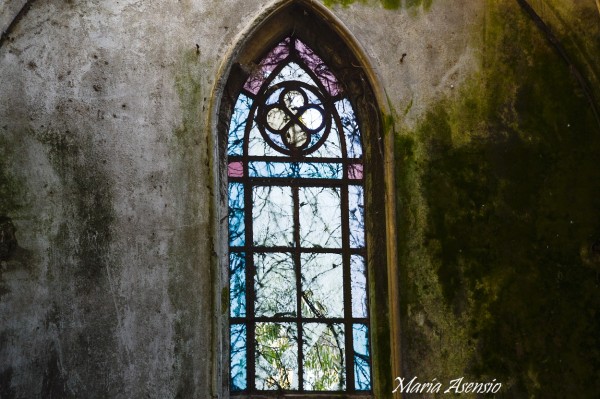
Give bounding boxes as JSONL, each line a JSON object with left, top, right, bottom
{"left": 230, "top": 252, "right": 246, "bottom": 317}
{"left": 301, "top": 108, "right": 324, "bottom": 130}
{"left": 269, "top": 62, "right": 317, "bottom": 89}
{"left": 230, "top": 324, "right": 247, "bottom": 391}
{"left": 256, "top": 322, "right": 298, "bottom": 390}
{"left": 351, "top": 255, "right": 367, "bottom": 318}
{"left": 348, "top": 163, "right": 363, "bottom": 180}
{"left": 255, "top": 252, "right": 296, "bottom": 317}
{"left": 303, "top": 323, "right": 346, "bottom": 391}
{"left": 299, "top": 187, "right": 342, "bottom": 248}
{"left": 249, "top": 161, "right": 342, "bottom": 179}
{"left": 228, "top": 183, "right": 245, "bottom": 246}
{"left": 253, "top": 186, "right": 294, "bottom": 247}
{"left": 248, "top": 122, "right": 281, "bottom": 157}
{"left": 353, "top": 324, "right": 372, "bottom": 391}
{"left": 244, "top": 37, "right": 290, "bottom": 94}
{"left": 334, "top": 99, "right": 362, "bottom": 158}
{"left": 348, "top": 185, "right": 365, "bottom": 248}
{"left": 266, "top": 107, "right": 290, "bottom": 131}
{"left": 301, "top": 253, "right": 344, "bottom": 318}
{"left": 228, "top": 94, "right": 253, "bottom": 156}
{"left": 228, "top": 161, "right": 244, "bottom": 178}
{"left": 308, "top": 119, "right": 342, "bottom": 158}
{"left": 295, "top": 39, "right": 341, "bottom": 96}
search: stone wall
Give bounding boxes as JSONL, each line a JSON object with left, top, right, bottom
{"left": 1, "top": 0, "right": 598, "bottom": 397}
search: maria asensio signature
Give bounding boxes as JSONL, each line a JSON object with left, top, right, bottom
{"left": 393, "top": 376, "right": 502, "bottom": 395}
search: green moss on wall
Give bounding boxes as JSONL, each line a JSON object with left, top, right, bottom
{"left": 396, "top": 0, "right": 600, "bottom": 396}
{"left": 170, "top": 48, "right": 209, "bottom": 398}
{"left": 37, "top": 128, "right": 115, "bottom": 280}
{"left": 31, "top": 124, "right": 119, "bottom": 396}
{"left": 322, "top": 0, "right": 432, "bottom": 11}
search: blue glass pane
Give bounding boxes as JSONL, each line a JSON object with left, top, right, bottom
{"left": 334, "top": 99, "right": 362, "bottom": 158}
{"left": 303, "top": 323, "right": 346, "bottom": 390}
{"left": 350, "top": 255, "right": 367, "bottom": 318}
{"left": 299, "top": 187, "right": 342, "bottom": 248}
{"left": 230, "top": 324, "right": 247, "bottom": 391}
{"left": 255, "top": 322, "right": 299, "bottom": 390}
{"left": 230, "top": 252, "right": 246, "bottom": 317}
{"left": 265, "top": 87, "right": 285, "bottom": 105}
{"left": 308, "top": 118, "right": 342, "bottom": 158}
{"left": 353, "top": 324, "right": 371, "bottom": 391}
{"left": 228, "top": 183, "right": 245, "bottom": 246}
{"left": 228, "top": 94, "right": 252, "bottom": 156}
{"left": 253, "top": 186, "right": 294, "bottom": 247}
{"left": 254, "top": 252, "right": 296, "bottom": 317}
{"left": 348, "top": 185, "right": 365, "bottom": 248}
{"left": 249, "top": 162, "right": 342, "bottom": 179}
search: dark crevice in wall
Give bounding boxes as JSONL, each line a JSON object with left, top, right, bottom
{"left": 0, "top": 367, "right": 16, "bottom": 399}
{"left": 516, "top": 0, "right": 600, "bottom": 130}
{"left": 0, "top": 0, "right": 37, "bottom": 49}
{"left": 0, "top": 217, "right": 17, "bottom": 261}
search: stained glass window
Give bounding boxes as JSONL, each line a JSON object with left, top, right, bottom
{"left": 228, "top": 36, "right": 372, "bottom": 395}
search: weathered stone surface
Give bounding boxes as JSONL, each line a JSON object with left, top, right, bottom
{"left": 0, "top": 0, "right": 598, "bottom": 397}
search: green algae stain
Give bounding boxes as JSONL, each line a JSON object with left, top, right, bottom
{"left": 36, "top": 128, "right": 115, "bottom": 281}
{"left": 169, "top": 48, "right": 209, "bottom": 398}
{"left": 396, "top": 1, "right": 600, "bottom": 397}
{"left": 174, "top": 50, "right": 203, "bottom": 144}
{"left": 323, "top": 0, "right": 431, "bottom": 11}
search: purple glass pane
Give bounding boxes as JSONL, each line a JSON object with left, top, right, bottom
{"left": 295, "top": 38, "right": 341, "bottom": 96}
{"left": 230, "top": 324, "right": 247, "bottom": 391}
{"left": 244, "top": 37, "right": 291, "bottom": 95}
{"left": 348, "top": 163, "right": 363, "bottom": 180}
{"left": 228, "top": 161, "right": 244, "bottom": 177}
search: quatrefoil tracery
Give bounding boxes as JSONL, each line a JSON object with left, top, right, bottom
{"left": 258, "top": 81, "right": 331, "bottom": 156}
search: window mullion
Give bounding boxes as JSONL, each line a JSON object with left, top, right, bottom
{"left": 341, "top": 182, "right": 355, "bottom": 392}
{"left": 292, "top": 184, "right": 304, "bottom": 391}
{"left": 245, "top": 179, "right": 256, "bottom": 392}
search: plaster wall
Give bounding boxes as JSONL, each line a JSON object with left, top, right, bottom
{"left": 1, "top": 0, "right": 598, "bottom": 398}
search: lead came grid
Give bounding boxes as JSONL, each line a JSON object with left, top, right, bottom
{"left": 228, "top": 35, "right": 371, "bottom": 394}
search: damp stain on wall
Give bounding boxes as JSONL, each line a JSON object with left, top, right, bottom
{"left": 395, "top": 1, "right": 600, "bottom": 396}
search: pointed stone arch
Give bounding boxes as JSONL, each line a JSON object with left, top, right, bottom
{"left": 210, "top": 1, "right": 400, "bottom": 397}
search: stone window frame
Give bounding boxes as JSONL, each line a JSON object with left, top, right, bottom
{"left": 210, "top": 1, "right": 400, "bottom": 398}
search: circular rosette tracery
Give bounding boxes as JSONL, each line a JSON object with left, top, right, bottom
{"left": 257, "top": 81, "right": 330, "bottom": 156}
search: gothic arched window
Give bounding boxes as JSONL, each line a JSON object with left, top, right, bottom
{"left": 227, "top": 35, "right": 372, "bottom": 395}
{"left": 217, "top": 3, "right": 397, "bottom": 397}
